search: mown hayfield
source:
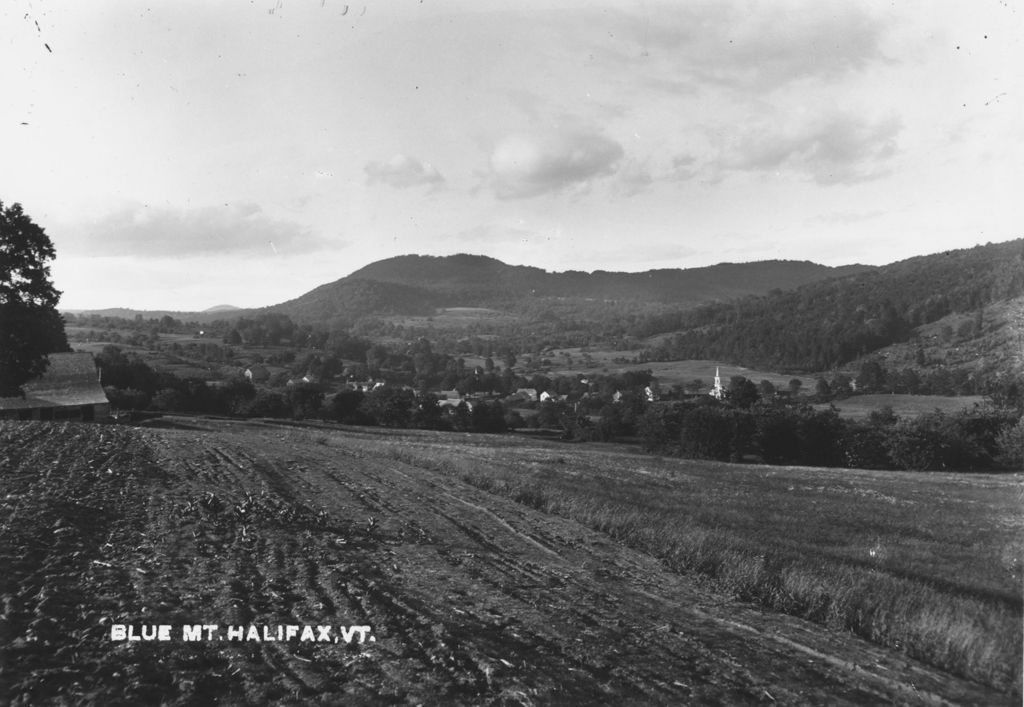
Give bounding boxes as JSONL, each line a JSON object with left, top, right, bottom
{"left": 822, "top": 393, "right": 989, "bottom": 419}
{"left": 397, "top": 439, "right": 1023, "bottom": 693}
{"left": 388, "top": 307, "right": 520, "bottom": 330}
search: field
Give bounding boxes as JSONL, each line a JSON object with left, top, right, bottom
{"left": 820, "top": 394, "right": 989, "bottom": 419}
{"left": 388, "top": 307, "right": 520, "bottom": 330}
{"left": 543, "top": 355, "right": 819, "bottom": 390}
{"left": 1, "top": 419, "right": 1020, "bottom": 705}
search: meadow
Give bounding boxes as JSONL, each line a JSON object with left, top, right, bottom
{"left": 821, "top": 393, "right": 989, "bottom": 419}
{"left": 401, "top": 439, "right": 1024, "bottom": 693}
{"left": 543, "top": 354, "right": 820, "bottom": 390}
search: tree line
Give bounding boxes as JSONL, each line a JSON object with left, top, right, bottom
{"left": 95, "top": 339, "right": 1024, "bottom": 471}
{"left": 96, "top": 344, "right": 513, "bottom": 433}
{"left": 628, "top": 399, "right": 1022, "bottom": 471}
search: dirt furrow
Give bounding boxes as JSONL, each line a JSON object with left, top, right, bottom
{"left": 3, "top": 420, "right": 1016, "bottom": 705}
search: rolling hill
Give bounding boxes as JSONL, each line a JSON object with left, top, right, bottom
{"left": 66, "top": 256, "right": 869, "bottom": 327}
{"left": 269, "top": 254, "right": 872, "bottom": 323}
{"left": 640, "top": 238, "right": 1024, "bottom": 374}
{"left": 62, "top": 307, "right": 238, "bottom": 324}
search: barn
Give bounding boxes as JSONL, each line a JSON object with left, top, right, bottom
{"left": 0, "top": 352, "right": 110, "bottom": 422}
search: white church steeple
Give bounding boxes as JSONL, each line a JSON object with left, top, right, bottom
{"left": 709, "top": 366, "right": 724, "bottom": 400}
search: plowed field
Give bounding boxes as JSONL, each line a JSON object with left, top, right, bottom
{"left": 0, "top": 418, "right": 1016, "bottom": 705}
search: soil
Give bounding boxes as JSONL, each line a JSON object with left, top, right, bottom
{"left": 0, "top": 418, "right": 1012, "bottom": 705}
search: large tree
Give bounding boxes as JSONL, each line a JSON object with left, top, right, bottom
{"left": 0, "top": 200, "right": 69, "bottom": 396}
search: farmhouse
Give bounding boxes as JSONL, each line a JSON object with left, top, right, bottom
{"left": 244, "top": 365, "right": 270, "bottom": 383}
{"left": 437, "top": 390, "right": 470, "bottom": 410}
{"left": 0, "top": 352, "right": 110, "bottom": 421}
{"left": 344, "top": 379, "right": 385, "bottom": 393}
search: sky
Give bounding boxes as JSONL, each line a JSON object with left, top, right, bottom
{"left": 2, "top": 0, "right": 1021, "bottom": 311}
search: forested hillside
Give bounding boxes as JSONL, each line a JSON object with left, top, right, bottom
{"left": 271, "top": 278, "right": 441, "bottom": 324}
{"left": 640, "top": 240, "right": 1024, "bottom": 372}
{"left": 270, "top": 254, "right": 871, "bottom": 323}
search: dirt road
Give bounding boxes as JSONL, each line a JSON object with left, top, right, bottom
{"left": 0, "top": 418, "right": 1011, "bottom": 705}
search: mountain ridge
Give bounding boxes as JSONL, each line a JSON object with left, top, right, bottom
{"left": 269, "top": 254, "right": 874, "bottom": 323}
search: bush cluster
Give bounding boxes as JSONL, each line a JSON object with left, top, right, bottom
{"left": 636, "top": 400, "right": 1021, "bottom": 471}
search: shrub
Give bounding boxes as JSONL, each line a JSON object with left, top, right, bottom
{"left": 996, "top": 416, "right": 1024, "bottom": 469}
{"left": 679, "top": 405, "right": 740, "bottom": 461}
{"left": 756, "top": 408, "right": 801, "bottom": 464}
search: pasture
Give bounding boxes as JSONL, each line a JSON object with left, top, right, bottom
{"left": 543, "top": 354, "right": 819, "bottom": 390}
{"left": 822, "top": 393, "right": 989, "bottom": 419}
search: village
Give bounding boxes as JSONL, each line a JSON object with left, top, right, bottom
{"left": 0, "top": 345, "right": 670, "bottom": 430}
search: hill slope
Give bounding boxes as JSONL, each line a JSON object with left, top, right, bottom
{"left": 271, "top": 254, "right": 872, "bottom": 323}
{"left": 641, "top": 238, "right": 1024, "bottom": 373}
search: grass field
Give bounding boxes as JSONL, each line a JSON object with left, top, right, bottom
{"left": 388, "top": 307, "right": 520, "bottom": 330}
{"left": 400, "top": 441, "right": 1023, "bottom": 693}
{"left": 820, "top": 393, "right": 989, "bottom": 419}
{"left": 543, "top": 355, "right": 820, "bottom": 390}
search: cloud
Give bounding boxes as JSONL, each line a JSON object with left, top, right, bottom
{"left": 488, "top": 130, "right": 625, "bottom": 199}
{"left": 725, "top": 113, "right": 901, "bottom": 185}
{"left": 669, "top": 154, "right": 700, "bottom": 181}
{"left": 364, "top": 154, "right": 444, "bottom": 189}
{"left": 808, "top": 209, "right": 886, "bottom": 225}
{"left": 450, "top": 224, "right": 537, "bottom": 245}
{"left": 610, "top": 2, "right": 890, "bottom": 92}
{"left": 615, "top": 158, "right": 655, "bottom": 196}
{"left": 591, "top": 241, "right": 699, "bottom": 265}
{"left": 65, "top": 202, "right": 328, "bottom": 258}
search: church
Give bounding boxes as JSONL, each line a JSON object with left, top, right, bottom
{"left": 709, "top": 366, "right": 725, "bottom": 400}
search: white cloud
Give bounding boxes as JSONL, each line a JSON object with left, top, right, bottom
{"left": 615, "top": 158, "right": 655, "bottom": 196}
{"left": 808, "top": 209, "right": 886, "bottom": 225}
{"left": 669, "top": 154, "right": 700, "bottom": 182}
{"left": 607, "top": 2, "right": 890, "bottom": 93}
{"left": 487, "top": 130, "right": 625, "bottom": 199}
{"left": 62, "top": 203, "right": 328, "bottom": 258}
{"left": 364, "top": 154, "right": 444, "bottom": 190}
{"left": 722, "top": 112, "right": 902, "bottom": 185}
{"left": 450, "top": 223, "right": 537, "bottom": 245}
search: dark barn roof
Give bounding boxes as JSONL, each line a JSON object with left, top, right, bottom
{"left": 0, "top": 353, "right": 109, "bottom": 410}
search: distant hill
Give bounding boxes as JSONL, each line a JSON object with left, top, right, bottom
{"left": 62, "top": 307, "right": 245, "bottom": 324}
{"left": 203, "top": 304, "right": 240, "bottom": 313}
{"left": 270, "top": 254, "right": 873, "bottom": 323}
{"left": 867, "top": 294, "right": 1024, "bottom": 379}
{"left": 640, "top": 238, "right": 1024, "bottom": 374}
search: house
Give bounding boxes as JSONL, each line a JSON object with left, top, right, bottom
{"left": 244, "top": 365, "right": 270, "bottom": 383}
{"left": 0, "top": 352, "right": 110, "bottom": 422}
{"left": 436, "top": 390, "right": 468, "bottom": 410}
{"left": 513, "top": 388, "right": 538, "bottom": 402}
{"left": 344, "top": 379, "right": 385, "bottom": 393}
